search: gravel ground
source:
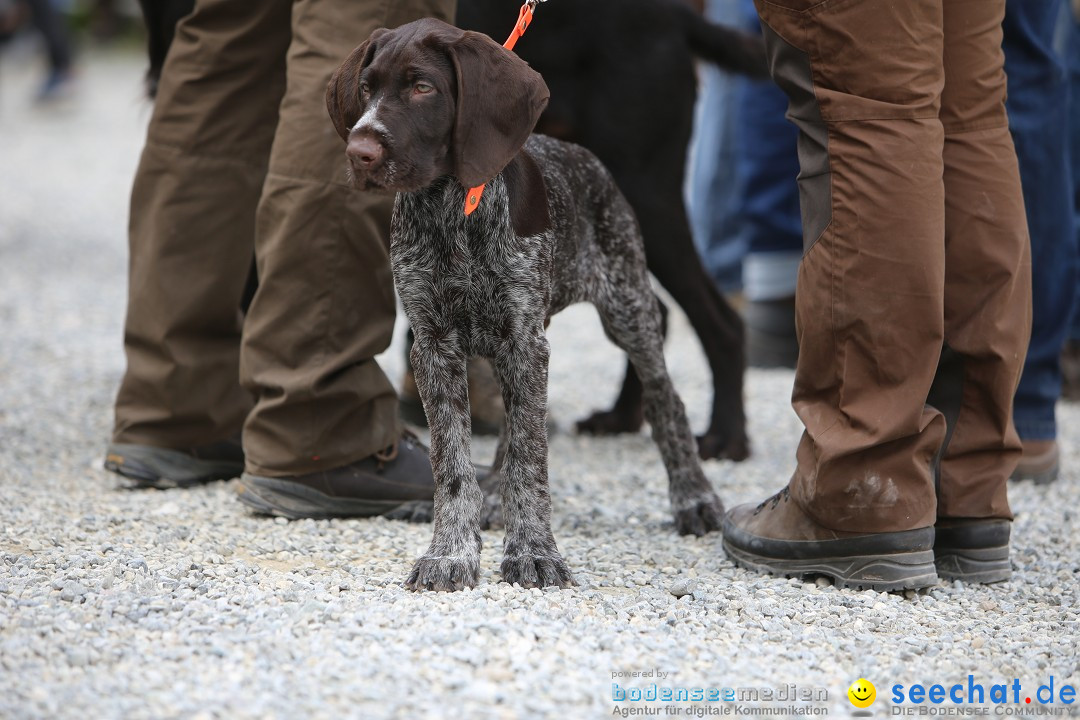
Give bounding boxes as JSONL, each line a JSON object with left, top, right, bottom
{"left": 2, "top": 50, "right": 1078, "bottom": 720}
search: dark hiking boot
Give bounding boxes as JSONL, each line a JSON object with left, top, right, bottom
{"left": 465, "top": 357, "right": 506, "bottom": 435}
{"left": 744, "top": 297, "right": 799, "bottom": 369}
{"left": 104, "top": 438, "right": 245, "bottom": 489}
{"left": 237, "top": 430, "right": 439, "bottom": 521}
{"left": 401, "top": 328, "right": 505, "bottom": 435}
{"left": 1009, "top": 439, "right": 1059, "bottom": 485}
{"left": 1061, "top": 340, "right": 1080, "bottom": 402}
{"left": 721, "top": 486, "right": 938, "bottom": 592}
{"left": 399, "top": 360, "right": 505, "bottom": 436}
{"left": 397, "top": 366, "right": 431, "bottom": 430}
{"left": 933, "top": 518, "right": 1011, "bottom": 584}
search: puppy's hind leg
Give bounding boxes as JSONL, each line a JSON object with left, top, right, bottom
{"left": 490, "top": 336, "right": 575, "bottom": 589}
{"left": 594, "top": 277, "right": 725, "bottom": 537}
{"left": 404, "top": 336, "right": 484, "bottom": 591}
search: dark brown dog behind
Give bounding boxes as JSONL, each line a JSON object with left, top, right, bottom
{"left": 457, "top": 0, "right": 766, "bottom": 463}
{"left": 328, "top": 18, "right": 726, "bottom": 590}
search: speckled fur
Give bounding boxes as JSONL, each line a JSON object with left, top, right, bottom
{"left": 328, "top": 19, "right": 724, "bottom": 591}
{"left": 392, "top": 136, "right": 724, "bottom": 591}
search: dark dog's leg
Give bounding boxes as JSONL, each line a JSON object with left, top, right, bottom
{"left": 630, "top": 186, "right": 750, "bottom": 463}
{"left": 576, "top": 298, "right": 667, "bottom": 436}
{"left": 490, "top": 337, "right": 575, "bottom": 589}
{"left": 595, "top": 270, "right": 725, "bottom": 536}
{"left": 404, "top": 337, "right": 484, "bottom": 591}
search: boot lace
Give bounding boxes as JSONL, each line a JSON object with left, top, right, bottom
{"left": 753, "top": 486, "right": 790, "bottom": 515}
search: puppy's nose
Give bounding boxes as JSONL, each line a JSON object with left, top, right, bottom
{"left": 347, "top": 135, "right": 385, "bottom": 167}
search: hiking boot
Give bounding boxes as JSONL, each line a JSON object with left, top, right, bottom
{"left": 401, "top": 329, "right": 505, "bottom": 435}
{"left": 721, "top": 486, "right": 938, "bottom": 591}
{"left": 465, "top": 357, "right": 506, "bottom": 435}
{"left": 237, "top": 430, "right": 438, "bottom": 521}
{"left": 1010, "top": 439, "right": 1059, "bottom": 484}
{"left": 398, "top": 366, "right": 429, "bottom": 429}
{"left": 1061, "top": 340, "right": 1080, "bottom": 402}
{"left": 933, "top": 518, "right": 1011, "bottom": 584}
{"left": 744, "top": 297, "right": 799, "bottom": 369}
{"left": 399, "top": 360, "right": 505, "bottom": 436}
{"left": 104, "top": 438, "right": 245, "bottom": 489}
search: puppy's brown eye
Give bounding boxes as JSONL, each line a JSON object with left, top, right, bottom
{"left": 414, "top": 82, "right": 434, "bottom": 95}
{"left": 359, "top": 82, "right": 371, "bottom": 100}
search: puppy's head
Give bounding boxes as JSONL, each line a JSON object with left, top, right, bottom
{"left": 327, "top": 17, "right": 549, "bottom": 193}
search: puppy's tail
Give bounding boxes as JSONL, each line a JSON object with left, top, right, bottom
{"left": 674, "top": 3, "right": 770, "bottom": 79}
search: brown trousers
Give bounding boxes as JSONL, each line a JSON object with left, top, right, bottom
{"left": 755, "top": 0, "right": 1032, "bottom": 531}
{"left": 113, "top": 0, "right": 454, "bottom": 476}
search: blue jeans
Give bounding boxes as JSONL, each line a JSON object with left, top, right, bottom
{"left": 687, "top": 0, "right": 745, "bottom": 293}
{"left": 1005, "top": 0, "right": 1079, "bottom": 441}
{"left": 1068, "top": 6, "right": 1080, "bottom": 343}
{"left": 688, "top": 0, "right": 802, "bottom": 297}
{"left": 733, "top": 0, "right": 801, "bottom": 302}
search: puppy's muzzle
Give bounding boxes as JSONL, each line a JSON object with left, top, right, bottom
{"left": 347, "top": 135, "right": 385, "bottom": 171}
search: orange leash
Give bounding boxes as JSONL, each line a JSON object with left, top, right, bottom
{"left": 464, "top": 2, "right": 539, "bottom": 216}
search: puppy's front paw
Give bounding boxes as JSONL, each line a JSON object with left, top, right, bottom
{"left": 404, "top": 555, "right": 479, "bottom": 592}
{"left": 673, "top": 494, "right": 725, "bottom": 537}
{"left": 501, "top": 553, "right": 576, "bottom": 589}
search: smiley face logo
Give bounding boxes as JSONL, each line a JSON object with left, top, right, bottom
{"left": 848, "top": 679, "right": 876, "bottom": 708}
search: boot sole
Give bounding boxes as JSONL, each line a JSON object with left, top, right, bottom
{"left": 723, "top": 540, "right": 938, "bottom": 592}
{"left": 934, "top": 545, "right": 1011, "bottom": 584}
{"left": 236, "top": 474, "right": 414, "bottom": 520}
{"left": 105, "top": 444, "right": 243, "bottom": 489}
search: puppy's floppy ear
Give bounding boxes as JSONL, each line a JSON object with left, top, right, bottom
{"left": 447, "top": 31, "right": 550, "bottom": 187}
{"left": 326, "top": 28, "right": 390, "bottom": 142}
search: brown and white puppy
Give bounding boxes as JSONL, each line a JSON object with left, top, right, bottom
{"left": 328, "top": 18, "right": 724, "bottom": 591}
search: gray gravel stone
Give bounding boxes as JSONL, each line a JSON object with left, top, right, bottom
{"left": 669, "top": 578, "right": 699, "bottom": 598}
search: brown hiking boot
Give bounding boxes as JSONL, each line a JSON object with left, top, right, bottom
{"left": 399, "top": 359, "right": 505, "bottom": 436}
{"left": 721, "top": 486, "right": 938, "bottom": 591}
{"left": 1061, "top": 340, "right": 1080, "bottom": 402}
{"left": 744, "top": 296, "right": 799, "bottom": 369}
{"left": 236, "top": 430, "right": 439, "bottom": 521}
{"left": 466, "top": 358, "right": 506, "bottom": 434}
{"left": 397, "top": 366, "right": 428, "bottom": 428}
{"left": 400, "top": 328, "right": 505, "bottom": 435}
{"left": 933, "top": 518, "right": 1011, "bottom": 584}
{"left": 1010, "top": 439, "right": 1059, "bottom": 484}
{"left": 104, "top": 438, "right": 245, "bottom": 489}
